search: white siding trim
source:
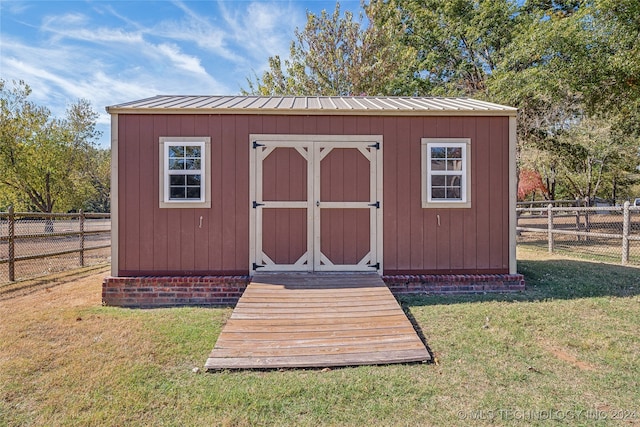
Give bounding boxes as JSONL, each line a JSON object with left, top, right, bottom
{"left": 509, "top": 116, "right": 518, "bottom": 274}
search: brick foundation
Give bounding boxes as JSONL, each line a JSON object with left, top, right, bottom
{"left": 102, "top": 276, "right": 251, "bottom": 307}
{"left": 383, "top": 274, "right": 525, "bottom": 295}
{"left": 103, "top": 273, "right": 525, "bottom": 307}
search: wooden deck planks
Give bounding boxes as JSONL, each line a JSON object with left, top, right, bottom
{"left": 205, "top": 272, "right": 431, "bottom": 370}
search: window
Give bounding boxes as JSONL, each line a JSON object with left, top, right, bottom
{"left": 159, "top": 137, "right": 211, "bottom": 208}
{"left": 421, "top": 138, "right": 471, "bottom": 208}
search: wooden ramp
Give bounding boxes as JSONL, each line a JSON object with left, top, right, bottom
{"left": 205, "top": 272, "right": 431, "bottom": 370}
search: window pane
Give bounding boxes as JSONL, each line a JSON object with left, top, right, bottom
{"left": 169, "top": 146, "right": 185, "bottom": 158}
{"left": 169, "top": 159, "right": 185, "bottom": 170}
{"left": 186, "top": 175, "right": 201, "bottom": 185}
{"left": 186, "top": 146, "right": 201, "bottom": 158}
{"left": 447, "top": 187, "right": 461, "bottom": 199}
{"left": 424, "top": 141, "right": 467, "bottom": 204}
{"left": 170, "top": 175, "right": 185, "bottom": 186}
{"left": 447, "top": 175, "right": 462, "bottom": 186}
{"left": 170, "top": 187, "right": 186, "bottom": 199}
{"left": 447, "top": 147, "right": 462, "bottom": 158}
{"left": 431, "top": 147, "right": 446, "bottom": 158}
{"left": 186, "top": 187, "right": 201, "bottom": 199}
{"left": 447, "top": 160, "right": 462, "bottom": 171}
{"left": 431, "top": 188, "right": 446, "bottom": 199}
{"left": 432, "top": 175, "right": 446, "bottom": 186}
{"left": 185, "top": 159, "right": 201, "bottom": 170}
{"left": 431, "top": 160, "right": 446, "bottom": 171}
{"left": 164, "top": 141, "right": 206, "bottom": 204}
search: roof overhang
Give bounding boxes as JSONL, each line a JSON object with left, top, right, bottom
{"left": 106, "top": 95, "right": 518, "bottom": 117}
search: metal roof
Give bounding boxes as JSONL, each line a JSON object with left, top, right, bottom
{"left": 106, "top": 95, "right": 517, "bottom": 116}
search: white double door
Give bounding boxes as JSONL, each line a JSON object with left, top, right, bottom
{"left": 249, "top": 135, "right": 383, "bottom": 273}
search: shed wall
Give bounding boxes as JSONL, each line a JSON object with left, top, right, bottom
{"left": 117, "top": 114, "right": 509, "bottom": 276}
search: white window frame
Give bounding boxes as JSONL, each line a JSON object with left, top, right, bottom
{"left": 159, "top": 136, "right": 211, "bottom": 209}
{"left": 421, "top": 138, "right": 471, "bottom": 208}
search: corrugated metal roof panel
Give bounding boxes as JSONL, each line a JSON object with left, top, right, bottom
{"left": 106, "top": 95, "right": 516, "bottom": 116}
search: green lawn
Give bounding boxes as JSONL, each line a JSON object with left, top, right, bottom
{"left": 1, "top": 248, "right": 639, "bottom": 426}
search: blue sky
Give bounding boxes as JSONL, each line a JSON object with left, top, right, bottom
{"left": 0, "top": 0, "right": 363, "bottom": 146}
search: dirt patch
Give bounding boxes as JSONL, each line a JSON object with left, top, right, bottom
{"left": 538, "top": 340, "right": 597, "bottom": 371}
{"left": 0, "top": 265, "right": 158, "bottom": 426}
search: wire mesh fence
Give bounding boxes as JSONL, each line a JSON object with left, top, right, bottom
{"left": 0, "top": 209, "right": 111, "bottom": 284}
{"left": 517, "top": 202, "right": 640, "bottom": 266}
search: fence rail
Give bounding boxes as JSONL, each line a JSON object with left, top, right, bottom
{"left": 517, "top": 201, "right": 640, "bottom": 266}
{"left": 0, "top": 207, "right": 111, "bottom": 283}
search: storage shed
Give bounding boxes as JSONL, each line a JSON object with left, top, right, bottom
{"left": 103, "top": 96, "right": 524, "bottom": 307}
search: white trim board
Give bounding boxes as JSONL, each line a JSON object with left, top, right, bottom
{"left": 509, "top": 117, "right": 518, "bottom": 275}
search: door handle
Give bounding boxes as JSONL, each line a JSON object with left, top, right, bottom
{"left": 316, "top": 201, "right": 320, "bottom": 207}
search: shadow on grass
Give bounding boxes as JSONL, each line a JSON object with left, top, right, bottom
{"left": 398, "top": 304, "right": 436, "bottom": 363}
{"left": 0, "top": 264, "right": 109, "bottom": 301}
{"left": 397, "top": 259, "right": 640, "bottom": 307}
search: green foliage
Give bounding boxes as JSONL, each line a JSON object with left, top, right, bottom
{"left": 82, "top": 147, "right": 111, "bottom": 213}
{"left": 244, "top": 2, "right": 416, "bottom": 96}
{"left": 389, "top": 0, "right": 519, "bottom": 96}
{"left": 486, "top": 0, "right": 640, "bottom": 201}
{"left": 0, "top": 79, "right": 107, "bottom": 213}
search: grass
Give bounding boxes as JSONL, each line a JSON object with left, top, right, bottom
{"left": 517, "top": 237, "right": 640, "bottom": 267}
{"left": 1, "top": 248, "right": 639, "bottom": 426}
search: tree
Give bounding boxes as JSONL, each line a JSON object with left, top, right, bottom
{"left": 487, "top": 0, "right": 640, "bottom": 202}
{"left": 244, "top": 0, "right": 639, "bottom": 201}
{"left": 0, "top": 79, "right": 102, "bottom": 213}
{"left": 83, "top": 147, "right": 111, "bottom": 213}
{"left": 584, "top": 0, "right": 640, "bottom": 123}
{"left": 518, "top": 169, "right": 548, "bottom": 201}
{"left": 554, "top": 117, "right": 639, "bottom": 202}
{"left": 244, "top": 2, "right": 416, "bottom": 96}
{"left": 377, "top": 0, "right": 519, "bottom": 97}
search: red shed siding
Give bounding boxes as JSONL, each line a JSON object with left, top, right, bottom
{"left": 117, "top": 114, "right": 510, "bottom": 276}
{"left": 260, "top": 146, "right": 308, "bottom": 265}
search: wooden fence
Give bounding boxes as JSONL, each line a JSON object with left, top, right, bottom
{"left": 0, "top": 207, "right": 111, "bottom": 282}
{"left": 517, "top": 201, "right": 640, "bottom": 266}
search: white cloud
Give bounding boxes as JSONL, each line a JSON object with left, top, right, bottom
{"left": 1, "top": 1, "right": 31, "bottom": 15}
{"left": 41, "top": 13, "right": 144, "bottom": 44}
{"left": 154, "top": 1, "right": 248, "bottom": 64}
{"left": 217, "top": 0, "right": 302, "bottom": 68}
{"left": 154, "top": 43, "right": 208, "bottom": 76}
{"left": 0, "top": 0, "right": 325, "bottom": 145}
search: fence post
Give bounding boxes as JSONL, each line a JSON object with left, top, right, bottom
{"left": 79, "top": 210, "right": 85, "bottom": 267}
{"left": 584, "top": 198, "right": 591, "bottom": 241}
{"left": 574, "top": 199, "right": 581, "bottom": 241}
{"left": 8, "top": 206, "right": 15, "bottom": 282}
{"left": 547, "top": 203, "right": 554, "bottom": 253}
{"left": 622, "top": 201, "right": 630, "bottom": 265}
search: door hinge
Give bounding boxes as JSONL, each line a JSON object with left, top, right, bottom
{"left": 252, "top": 201, "right": 265, "bottom": 208}
{"left": 252, "top": 262, "right": 265, "bottom": 270}
{"left": 368, "top": 262, "right": 380, "bottom": 270}
{"left": 368, "top": 201, "right": 380, "bottom": 209}
{"left": 252, "top": 141, "right": 265, "bottom": 149}
{"left": 368, "top": 142, "right": 380, "bottom": 150}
